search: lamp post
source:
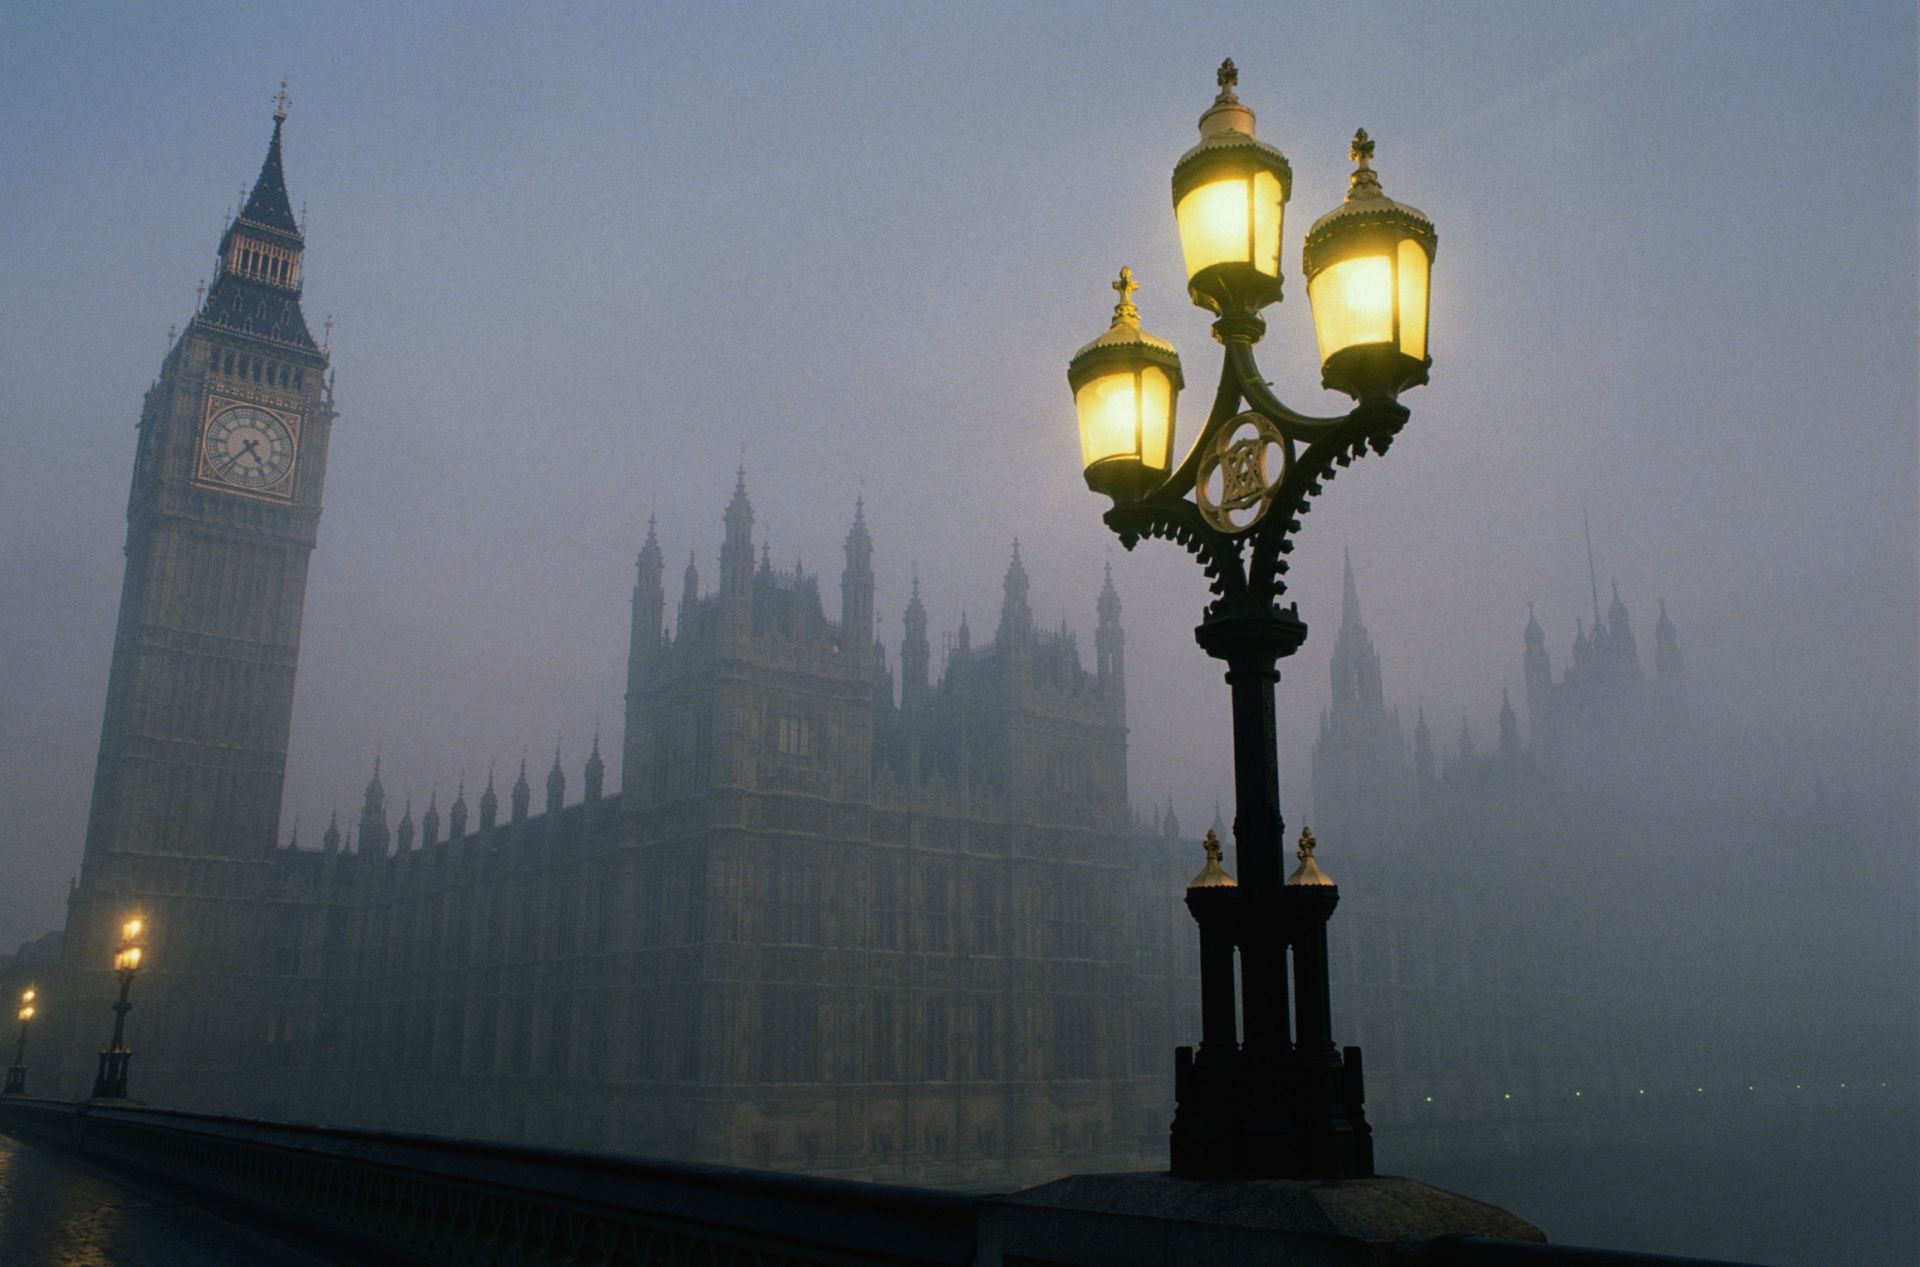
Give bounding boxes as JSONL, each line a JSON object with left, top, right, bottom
{"left": 1068, "top": 61, "right": 1435, "bottom": 1179}
{"left": 93, "top": 916, "right": 147, "bottom": 1099}
{"left": 3, "top": 988, "right": 32, "bottom": 1095}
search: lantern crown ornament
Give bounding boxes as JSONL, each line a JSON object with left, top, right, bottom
{"left": 1302, "top": 130, "right": 1438, "bottom": 403}
{"left": 1069, "top": 267, "right": 1185, "bottom": 503}
{"left": 1171, "top": 60, "right": 1293, "bottom": 320}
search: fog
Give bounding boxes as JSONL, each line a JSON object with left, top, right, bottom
{"left": 2, "top": 0, "right": 1913, "bottom": 1221}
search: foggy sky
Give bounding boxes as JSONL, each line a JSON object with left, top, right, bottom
{"left": 1, "top": 1, "right": 1914, "bottom": 957}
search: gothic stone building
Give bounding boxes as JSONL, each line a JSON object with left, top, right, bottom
{"left": 1308, "top": 549, "right": 1690, "bottom": 1135}
{"left": 34, "top": 105, "right": 1203, "bottom": 1186}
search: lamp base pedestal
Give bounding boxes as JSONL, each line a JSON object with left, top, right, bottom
{"left": 979, "top": 1171, "right": 1544, "bottom": 1267}
{"left": 92, "top": 1049, "right": 131, "bottom": 1100}
{"left": 1, "top": 1066, "right": 23, "bottom": 1096}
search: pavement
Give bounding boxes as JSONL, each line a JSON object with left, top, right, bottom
{"left": 0, "top": 1129, "right": 333, "bottom": 1266}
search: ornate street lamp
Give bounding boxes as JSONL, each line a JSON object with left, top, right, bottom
{"left": 1067, "top": 61, "right": 1436, "bottom": 1179}
{"left": 93, "top": 916, "right": 147, "bottom": 1099}
{"left": 3, "top": 987, "right": 33, "bottom": 1095}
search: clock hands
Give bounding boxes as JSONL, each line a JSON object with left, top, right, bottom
{"left": 215, "top": 436, "right": 266, "bottom": 478}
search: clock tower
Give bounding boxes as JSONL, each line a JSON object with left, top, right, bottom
{"left": 62, "top": 92, "right": 334, "bottom": 1105}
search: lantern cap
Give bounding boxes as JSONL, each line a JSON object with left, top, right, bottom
{"left": 1303, "top": 130, "right": 1436, "bottom": 273}
{"left": 1285, "top": 826, "right": 1335, "bottom": 886}
{"left": 1069, "top": 269, "right": 1184, "bottom": 402}
{"left": 1172, "top": 61, "right": 1291, "bottom": 205}
{"left": 1188, "top": 828, "right": 1238, "bottom": 889}
{"left": 1072, "top": 267, "right": 1178, "bottom": 364}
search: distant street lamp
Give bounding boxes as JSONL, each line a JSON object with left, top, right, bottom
{"left": 93, "top": 916, "right": 147, "bottom": 1099}
{"left": 1067, "top": 61, "right": 1436, "bottom": 1179}
{"left": 3, "top": 987, "right": 33, "bottom": 1095}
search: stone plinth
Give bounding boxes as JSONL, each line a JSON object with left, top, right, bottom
{"left": 979, "top": 1171, "right": 1544, "bottom": 1266}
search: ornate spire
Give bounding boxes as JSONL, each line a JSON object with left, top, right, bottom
{"left": 1499, "top": 689, "right": 1522, "bottom": 760}
{"left": 396, "top": 795, "right": 415, "bottom": 854}
{"left": 546, "top": 743, "right": 565, "bottom": 816}
{"left": 1189, "top": 828, "right": 1237, "bottom": 889}
{"left": 322, "top": 809, "right": 340, "bottom": 854}
{"left": 240, "top": 91, "right": 301, "bottom": 235}
{"left": 478, "top": 767, "right": 498, "bottom": 833}
{"left": 584, "top": 727, "right": 606, "bottom": 802}
{"left": 998, "top": 540, "right": 1032, "bottom": 644}
{"left": 449, "top": 777, "right": 469, "bottom": 839}
{"left": 510, "top": 757, "right": 531, "bottom": 824}
{"left": 1285, "top": 827, "right": 1334, "bottom": 886}
{"left": 421, "top": 787, "right": 442, "bottom": 849}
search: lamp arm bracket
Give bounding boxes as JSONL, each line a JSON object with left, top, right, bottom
{"left": 1225, "top": 342, "right": 1347, "bottom": 442}
{"left": 1246, "top": 403, "right": 1408, "bottom": 594}
{"left": 1104, "top": 496, "right": 1247, "bottom": 602}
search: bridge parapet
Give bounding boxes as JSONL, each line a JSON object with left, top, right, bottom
{"left": 0, "top": 1099, "right": 1760, "bottom": 1266}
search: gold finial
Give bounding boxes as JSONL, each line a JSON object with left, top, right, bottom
{"left": 1346, "top": 129, "right": 1383, "bottom": 201}
{"left": 1110, "top": 266, "right": 1140, "bottom": 326}
{"left": 1216, "top": 59, "right": 1239, "bottom": 99}
{"left": 273, "top": 79, "right": 291, "bottom": 123}
{"left": 1188, "top": 828, "right": 1237, "bottom": 889}
{"left": 1286, "top": 826, "right": 1334, "bottom": 886}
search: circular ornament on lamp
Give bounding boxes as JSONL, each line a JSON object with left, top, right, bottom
{"left": 1196, "top": 411, "right": 1290, "bottom": 533}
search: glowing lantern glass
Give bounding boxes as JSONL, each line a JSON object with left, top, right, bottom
{"left": 1302, "top": 130, "right": 1437, "bottom": 402}
{"left": 1171, "top": 61, "right": 1292, "bottom": 316}
{"left": 1069, "top": 268, "right": 1184, "bottom": 502}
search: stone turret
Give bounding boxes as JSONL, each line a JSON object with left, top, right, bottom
{"left": 395, "top": 795, "right": 415, "bottom": 854}
{"left": 510, "top": 758, "right": 531, "bottom": 825}
{"left": 322, "top": 810, "right": 340, "bottom": 854}
{"left": 477, "top": 770, "right": 498, "bottom": 833}
{"left": 1498, "top": 689, "right": 1522, "bottom": 762}
{"left": 450, "top": 778, "right": 469, "bottom": 839}
{"left": 901, "top": 576, "right": 929, "bottom": 713}
{"left": 584, "top": 730, "right": 605, "bottom": 803}
{"left": 679, "top": 551, "right": 699, "bottom": 638}
{"left": 1523, "top": 604, "right": 1551, "bottom": 748}
{"left": 1655, "top": 598, "right": 1684, "bottom": 693}
{"left": 546, "top": 746, "right": 565, "bottom": 817}
{"left": 720, "top": 467, "right": 755, "bottom": 608}
{"left": 841, "top": 497, "right": 874, "bottom": 652}
{"left": 1096, "top": 563, "right": 1124, "bottom": 704}
{"left": 630, "top": 517, "right": 665, "bottom": 683}
{"left": 357, "top": 758, "right": 390, "bottom": 860}
{"left": 421, "top": 790, "right": 441, "bottom": 850}
{"left": 998, "top": 542, "right": 1033, "bottom": 655}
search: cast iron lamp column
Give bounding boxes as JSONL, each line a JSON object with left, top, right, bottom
{"left": 1067, "top": 61, "right": 1436, "bottom": 1179}
{"left": 2, "top": 988, "right": 32, "bottom": 1095}
{"left": 93, "top": 917, "right": 146, "bottom": 1099}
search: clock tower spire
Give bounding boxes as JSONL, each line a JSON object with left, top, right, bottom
{"left": 64, "top": 92, "right": 337, "bottom": 1109}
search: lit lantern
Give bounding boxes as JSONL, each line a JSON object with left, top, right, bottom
{"left": 1302, "top": 130, "right": 1437, "bottom": 402}
{"left": 1069, "top": 267, "right": 1184, "bottom": 502}
{"left": 1171, "top": 60, "right": 1292, "bottom": 317}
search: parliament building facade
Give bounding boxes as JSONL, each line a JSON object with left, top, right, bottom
{"left": 21, "top": 103, "right": 1691, "bottom": 1183}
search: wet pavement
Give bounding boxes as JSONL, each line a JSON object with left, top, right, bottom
{"left": 0, "top": 1129, "right": 330, "bottom": 1266}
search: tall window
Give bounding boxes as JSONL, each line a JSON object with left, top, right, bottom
{"left": 869, "top": 997, "right": 897, "bottom": 1081}
{"left": 758, "top": 988, "right": 819, "bottom": 1083}
{"left": 763, "top": 859, "right": 822, "bottom": 945}
{"left": 775, "top": 714, "right": 812, "bottom": 758}
{"left": 1052, "top": 998, "right": 1097, "bottom": 1080}
{"left": 869, "top": 857, "right": 902, "bottom": 950}
{"left": 1045, "top": 872, "right": 1096, "bottom": 960}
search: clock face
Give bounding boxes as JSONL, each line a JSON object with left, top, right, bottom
{"left": 202, "top": 403, "right": 296, "bottom": 493}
